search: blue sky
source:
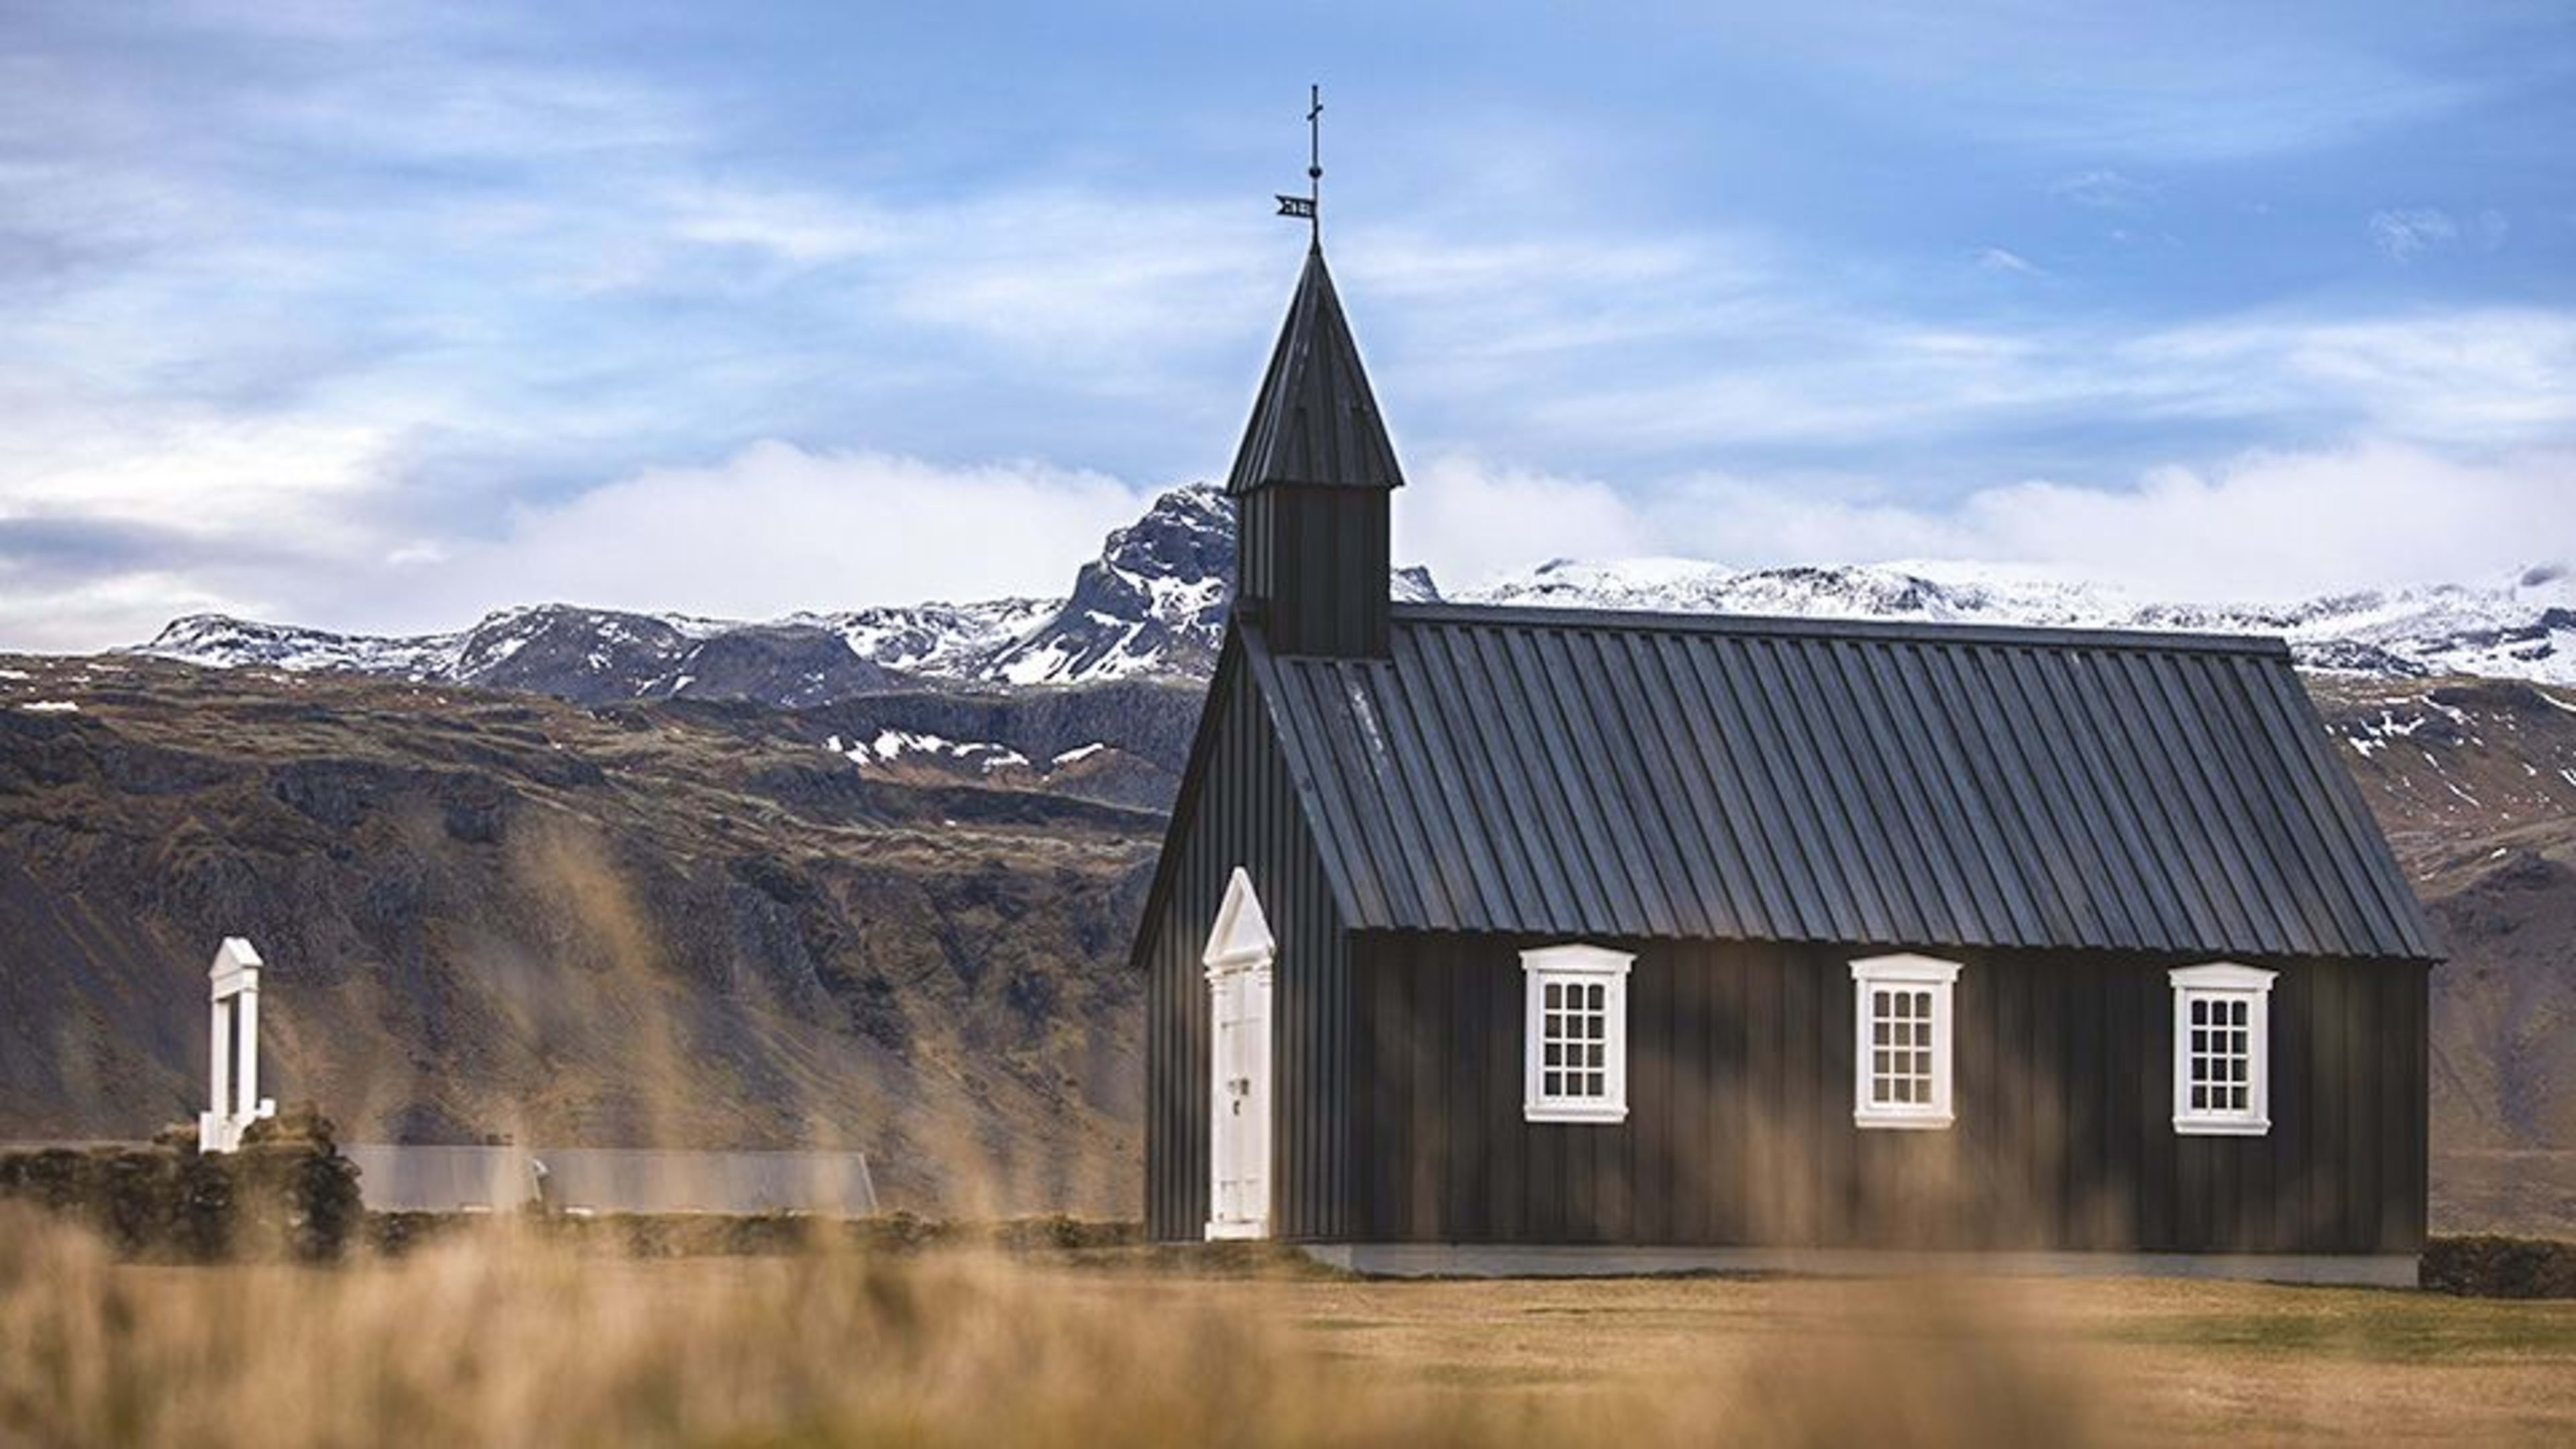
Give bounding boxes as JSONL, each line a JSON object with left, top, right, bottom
{"left": 3, "top": 1, "right": 2572, "bottom": 648}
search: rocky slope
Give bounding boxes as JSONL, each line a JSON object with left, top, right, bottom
{"left": 0, "top": 653, "right": 1198, "bottom": 1213}
{"left": 2307, "top": 674, "right": 2576, "bottom": 1232}
{"left": 5, "top": 649, "right": 2574, "bottom": 1228}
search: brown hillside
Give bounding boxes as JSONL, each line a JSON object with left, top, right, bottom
{"left": 0, "top": 654, "right": 1171, "bottom": 1214}
{"left": 2307, "top": 675, "right": 2576, "bottom": 1233}
{"left": 1, "top": 657, "right": 2571, "bottom": 1230}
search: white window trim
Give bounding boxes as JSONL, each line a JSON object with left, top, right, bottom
{"left": 2170, "top": 962, "right": 2275, "bottom": 1137}
{"left": 1521, "top": 944, "right": 1633, "bottom": 1124}
{"left": 1849, "top": 953, "right": 1961, "bottom": 1130}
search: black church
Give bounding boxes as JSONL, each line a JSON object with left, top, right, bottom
{"left": 1134, "top": 237, "right": 2438, "bottom": 1281}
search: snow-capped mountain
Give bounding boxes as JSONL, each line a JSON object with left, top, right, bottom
{"left": 145, "top": 604, "right": 916, "bottom": 707}
{"left": 1468, "top": 557, "right": 2576, "bottom": 685}
{"left": 981, "top": 482, "right": 1236, "bottom": 685}
{"left": 136, "top": 486, "right": 1255, "bottom": 698}
{"left": 133, "top": 482, "right": 2576, "bottom": 703}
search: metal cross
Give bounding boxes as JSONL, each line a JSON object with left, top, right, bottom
{"left": 1306, "top": 83, "right": 1323, "bottom": 239}
{"left": 1275, "top": 84, "right": 1324, "bottom": 242}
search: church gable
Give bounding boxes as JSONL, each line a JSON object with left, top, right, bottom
{"left": 1129, "top": 624, "right": 1358, "bottom": 975}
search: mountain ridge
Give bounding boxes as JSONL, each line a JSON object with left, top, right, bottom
{"left": 133, "top": 484, "right": 2576, "bottom": 702}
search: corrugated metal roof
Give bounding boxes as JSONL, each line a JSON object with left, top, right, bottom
{"left": 1244, "top": 603, "right": 2436, "bottom": 961}
{"left": 1225, "top": 244, "right": 1404, "bottom": 496}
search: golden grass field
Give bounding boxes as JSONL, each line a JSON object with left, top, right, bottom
{"left": 6, "top": 1207, "right": 2575, "bottom": 1448}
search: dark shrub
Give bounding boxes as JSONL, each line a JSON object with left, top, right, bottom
{"left": 0, "top": 1104, "right": 362, "bottom": 1263}
{"left": 172, "top": 1152, "right": 235, "bottom": 1260}
{"left": 95, "top": 1150, "right": 180, "bottom": 1254}
{"left": 2420, "top": 1235, "right": 2576, "bottom": 1298}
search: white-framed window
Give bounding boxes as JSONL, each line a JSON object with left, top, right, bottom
{"left": 1849, "top": 953, "right": 1961, "bottom": 1130}
{"left": 2171, "top": 963, "right": 2275, "bottom": 1136}
{"left": 1521, "top": 944, "right": 1632, "bottom": 1124}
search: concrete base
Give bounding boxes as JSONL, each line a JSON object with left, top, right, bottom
{"left": 1299, "top": 1242, "right": 2420, "bottom": 1288}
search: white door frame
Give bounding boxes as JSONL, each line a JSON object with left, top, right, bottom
{"left": 1204, "top": 867, "right": 1275, "bottom": 1240}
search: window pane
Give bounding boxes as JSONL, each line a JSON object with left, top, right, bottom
{"left": 1546, "top": 982, "right": 1562, "bottom": 1010}
{"left": 1587, "top": 1043, "right": 1604, "bottom": 1069}
{"left": 2191, "top": 999, "right": 2208, "bottom": 1026}
{"left": 1544, "top": 1071, "right": 1561, "bottom": 1096}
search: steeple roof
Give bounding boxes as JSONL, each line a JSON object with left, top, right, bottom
{"left": 1224, "top": 245, "right": 1405, "bottom": 496}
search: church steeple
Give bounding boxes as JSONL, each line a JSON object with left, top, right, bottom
{"left": 1227, "top": 243, "right": 1402, "bottom": 657}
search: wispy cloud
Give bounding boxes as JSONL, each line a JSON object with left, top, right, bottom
{"left": 1975, "top": 246, "right": 2043, "bottom": 276}
{"left": 0, "top": 2, "right": 2569, "bottom": 649}
{"left": 2048, "top": 168, "right": 2159, "bottom": 212}
{"left": 2369, "top": 207, "right": 2460, "bottom": 261}
{"left": 1406, "top": 441, "right": 2576, "bottom": 604}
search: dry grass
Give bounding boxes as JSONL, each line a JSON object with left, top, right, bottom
{"left": 7, "top": 1207, "right": 2576, "bottom": 1448}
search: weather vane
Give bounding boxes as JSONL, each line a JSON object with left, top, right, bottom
{"left": 1275, "top": 84, "right": 1322, "bottom": 243}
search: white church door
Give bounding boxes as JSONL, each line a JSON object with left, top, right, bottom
{"left": 1204, "top": 867, "right": 1275, "bottom": 1240}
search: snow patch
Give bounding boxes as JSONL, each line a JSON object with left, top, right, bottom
{"left": 843, "top": 729, "right": 1028, "bottom": 772}
{"left": 996, "top": 639, "right": 1078, "bottom": 686}
{"left": 19, "top": 700, "right": 78, "bottom": 713}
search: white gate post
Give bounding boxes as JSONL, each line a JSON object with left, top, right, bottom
{"left": 197, "top": 938, "right": 278, "bottom": 1153}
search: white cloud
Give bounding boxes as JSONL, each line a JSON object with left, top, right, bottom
{"left": 2048, "top": 168, "right": 2158, "bottom": 212}
{"left": 0, "top": 413, "right": 394, "bottom": 546}
{"left": 2129, "top": 310, "right": 2576, "bottom": 441}
{"left": 1634, "top": 441, "right": 2576, "bottom": 602}
{"left": 2369, "top": 207, "right": 2459, "bottom": 260}
{"left": 0, "top": 572, "right": 253, "bottom": 655}
{"left": 1392, "top": 457, "right": 1658, "bottom": 590}
{"left": 0, "top": 435, "right": 1162, "bottom": 650}
{"left": 421, "top": 442, "right": 1153, "bottom": 625}
{"left": 1364, "top": 442, "right": 2576, "bottom": 606}
{"left": 1975, "top": 246, "right": 2043, "bottom": 276}
{"left": 1519, "top": 307, "right": 2576, "bottom": 456}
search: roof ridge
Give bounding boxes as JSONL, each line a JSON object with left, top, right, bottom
{"left": 1386, "top": 600, "right": 2294, "bottom": 657}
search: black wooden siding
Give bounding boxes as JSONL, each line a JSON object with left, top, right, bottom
{"left": 1237, "top": 485, "right": 1391, "bottom": 659}
{"left": 1141, "top": 636, "right": 1354, "bottom": 1242}
{"left": 1350, "top": 933, "right": 2426, "bottom": 1254}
